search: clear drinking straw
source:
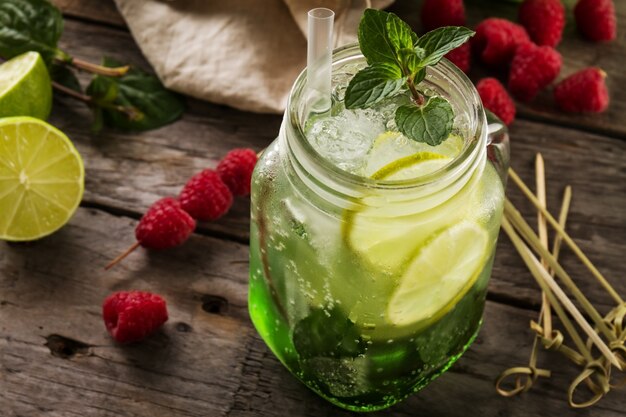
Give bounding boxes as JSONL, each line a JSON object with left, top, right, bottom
{"left": 307, "top": 8, "right": 335, "bottom": 113}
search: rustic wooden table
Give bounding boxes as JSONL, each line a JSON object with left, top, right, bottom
{"left": 2, "top": 1, "right": 625, "bottom": 416}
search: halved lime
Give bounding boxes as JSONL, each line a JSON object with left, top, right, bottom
{"left": 0, "top": 117, "right": 84, "bottom": 241}
{"left": 386, "top": 220, "right": 488, "bottom": 327}
{"left": 0, "top": 52, "right": 52, "bottom": 120}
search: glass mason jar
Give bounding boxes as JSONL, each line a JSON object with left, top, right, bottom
{"left": 249, "top": 44, "right": 509, "bottom": 411}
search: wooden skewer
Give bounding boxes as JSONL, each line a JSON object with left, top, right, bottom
{"left": 535, "top": 153, "right": 552, "bottom": 335}
{"left": 551, "top": 186, "right": 572, "bottom": 267}
{"left": 508, "top": 168, "right": 623, "bottom": 305}
{"left": 105, "top": 241, "right": 140, "bottom": 270}
{"left": 505, "top": 199, "right": 616, "bottom": 341}
{"left": 502, "top": 218, "right": 622, "bottom": 370}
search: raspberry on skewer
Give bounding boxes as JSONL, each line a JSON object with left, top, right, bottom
{"left": 217, "top": 148, "right": 258, "bottom": 196}
{"left": 105, "top": 197, "right": 196, "bottom": 270}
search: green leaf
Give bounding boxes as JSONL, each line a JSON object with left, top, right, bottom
{"left": 398, "top": 47, "right": 422, "bottom": 75}
{"left": 415, "top": 27, "right": 474, "bottom": 68}
{"left": 87, "top": 57, "right": 185, "bottom": 131}
{"left": 86, "top": 73, "right": 119, "bottom": 104}
{"left": 344, "top": 63, "right": 405, "bottom": 109}
{"left": 0, "top": 0, "right": 64, "bottom": 64}
{"left": 292, "top": 306, "right": 367, "bottom": 359}
{"left": 358, "top": 9, "right": 398, "bottom": 65}
{"left": 413, "top": 68, "right": 427, "bottom": 85}
{"left": 395, "top": 97, "right": 454, "bottom": 146}
{"left": 385, "top": 12, "right": 414, "bottom": 57}
{"left": 50, "top": 63, "right": 82, "bottom": 93}
{"left": 91, "top": 107, "right": 104, "bottom": 134}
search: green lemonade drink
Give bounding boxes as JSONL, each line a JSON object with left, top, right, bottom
{"left": 249, "top": 14, "right": 509, "bottom": 412}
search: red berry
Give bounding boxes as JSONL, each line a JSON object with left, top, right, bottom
{"left": 519, "top": 0, "right": 565, "bottom": 47}
{"left": 508, "top": 42, "right": 561, "bottom": 102}
{"left": 445, "top": 42, "right": 471, "bottom": 74}
{"left": 476, "top": 78, "right": 516, "bottom": 125}
{"left": 574, "top": 0, "right": 617, "bottom": 42}
{"left": 179, "top": 169, "right": 233, "bottom": 221}
{"left": 471, "top": 17, "right": 530, "bottom": 66}
{"left": 102, "top": 291, "right": 168, "bottom": 343}
{"left": 217, "top": 148, "right": 258, "bottom": 196}
{"left": 135, "top": 197, "right": 196, "bottom": 250}
{"left": 554, "top": 68, "right": 609, "bottom": 113}
{"left": 472, "top": 18, "right": 530, "bottom": 66}
{"left": 421, "top": 0, "right": 465, "bottom": 31}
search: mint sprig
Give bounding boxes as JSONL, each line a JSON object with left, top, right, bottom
{"left": 345, "top": 9, "right": 474, "bottom": 146}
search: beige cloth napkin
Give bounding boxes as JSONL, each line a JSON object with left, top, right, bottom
{"left": 114, "top": 0, "right": 393, "bottom": 114}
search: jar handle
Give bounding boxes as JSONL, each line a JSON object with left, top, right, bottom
{"left": 485, "top": 110, "right": 511, "bottom": 182}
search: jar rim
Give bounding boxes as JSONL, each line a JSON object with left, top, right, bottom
{"left": 286, "top": 43, "right": 486, "bottom": 192}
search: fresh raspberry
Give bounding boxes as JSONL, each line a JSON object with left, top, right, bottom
{"left": 421, "top": 0, "right": 465, "bottom": 31}
{"left": 445, "top": 42, "right": 471, "bottom": 73}
{"left": 103, "top": 291, "right": 168, "bottom": 343}
{"left": 508, "top": 42, "right": 562, "bottom": 102}
{"left": 179, "top": 169, "right": 233, "bottom": 221}
{"left": 217, "top": 148, "right": 258, "bottom": 196}
{"left": 472, "top": 18, "right": 530, "bottom": 66}
{"left": 574, "top": 0, "right": 617, "bottom": 42}
{"left": 554, "top": 68, "right": 609, "bottom": 113}
{"left": 519, "top": 0, "right": 565, "bottom": 47}
{"left": 476, "top": 78, "right": 516, "bottom": 125}
{"left": 135, "top": 197, "right": 196, "bottom": 250}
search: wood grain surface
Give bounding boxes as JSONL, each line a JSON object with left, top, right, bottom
{"left": 2, "top": 209, "right": 625, "bottom": 417}
{"left": 2, "top": 0, "right": 625, "bottom": 416}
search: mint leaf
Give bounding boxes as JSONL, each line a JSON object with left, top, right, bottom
{"left": 358, "top": 9, "right": 397, "bottom": 65}
{"left": 386, "top": 12, "right": 414, "bottom": 56}
{"left": 398, "top": 47, "right": 425, "bottom": 75}
{"left": 395, "top": 97, "right": 454, "bottom": 146}
{"left": 0, "top": 0, "right": 64, "bottom": 64}
{"left": 358, "top": 9, "right": 417, "bottom": 68}
{"left": 88, "top": 57, "right": 184, "bottom": 132}
{"left": 344, "top": 63, "right": 406, "bottom": 109}
{"left": 293, "top": 306, "right": 366, "bottom": 359}
{"left": 416, "top": 27, "right": 475, "bottom": 68}
{"left": 50, "top": 63, "right": 82, "bottom": 93}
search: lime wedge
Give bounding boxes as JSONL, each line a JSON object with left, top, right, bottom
{"left": 386, "top": 220, "right": 488, "bottom": 327}
{"left": 0, "top": 52, "right": 52, "bottom": 120}
{"left": 0, "top": 117, "right": 84, "bottom": 241}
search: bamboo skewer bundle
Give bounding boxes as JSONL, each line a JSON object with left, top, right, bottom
{"left": 495, "top": 154, "right": 625, "bottom": 408}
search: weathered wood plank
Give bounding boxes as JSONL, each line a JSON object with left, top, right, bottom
{"left": 51, "top": 0, "right": 125, "bottom": 27}
{"left": 52, "top": 0, "right": 626, "bottom": 138}
{"left": 2, "top": 208, "right": 625, "bottom": 416}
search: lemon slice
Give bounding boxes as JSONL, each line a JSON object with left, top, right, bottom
{"left": 386, "top": 220, "right": 488, "bottom": 327}
{"left": 0, "top": 117, "right": 85, "bottom": 241}
{"left": 0, "top": 52, "right": 52, "bottom": 120}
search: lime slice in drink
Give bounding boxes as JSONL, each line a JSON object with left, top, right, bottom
{"left": 0, "top": 117, "right": 85, "bottom": 241}
{"left": 364, "top": 131, "right": 463, "bottom": 177}
{"left": 370, "top": 152, "right": 450, "bottom": 180}
{"left": 0, "top": 52, "right": 52, "bottom": 120}
{"left": 386, "top": 220, "right": 488, "bottom": 327}
{"left": 344, "top": 150, "right": 454, "bottom": 269}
